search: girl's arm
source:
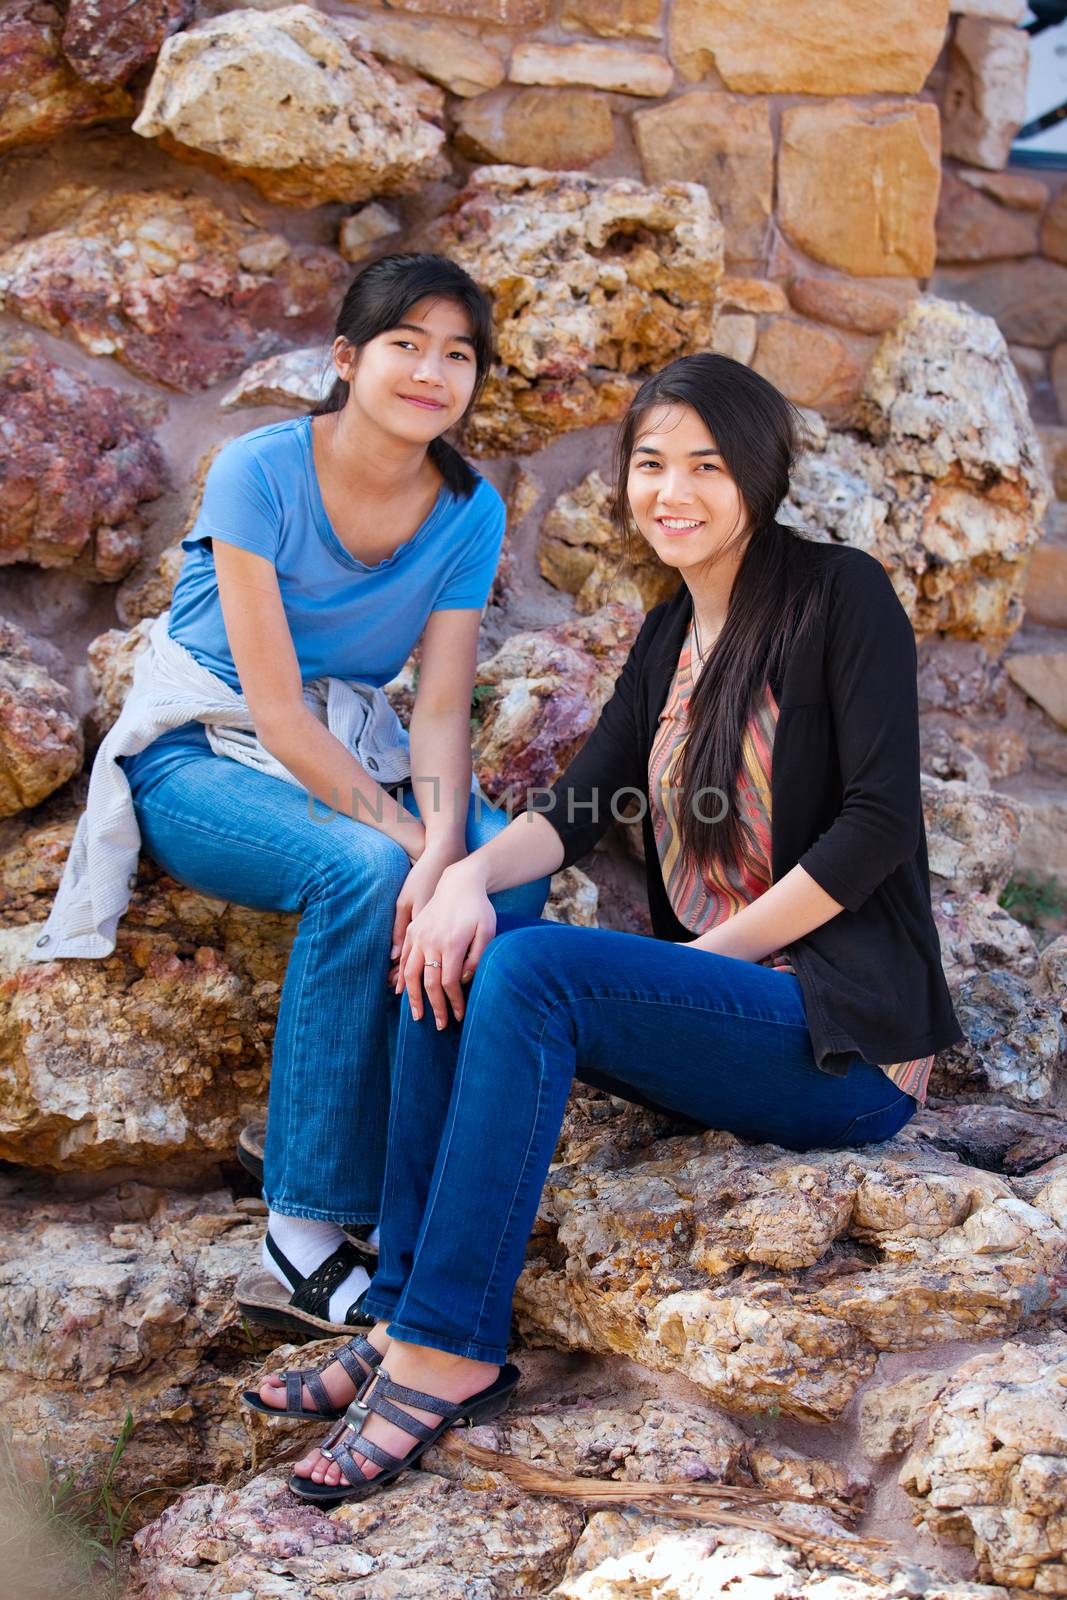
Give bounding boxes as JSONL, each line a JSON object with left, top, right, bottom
{"left": 686, "top": 863, "right": 844, "bottom": 960}
{"left": 214, "top": 542, "right": 426, "bottom": 857}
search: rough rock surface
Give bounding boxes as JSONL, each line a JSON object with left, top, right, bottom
{"left": 509, "top": 40, "right": 673, "bottom": 96}
{"left": 941, "top": 15, "right": 1030, "bottom": 171}
{"left": 784, "top": 298, "right": 1049, "bottom": 640}
{"left": 219, "top": 344, "right": 331, "bottom": 412}
{"left": 0, "top": 342, "right": 166, "bottom": 578}
{"left": 61, "top": 0, "right": 194, "bottom": 89}
{"left": 0, "top": 187, "right": 347, "bottom": 390}
{"left": 669, "top": 0, "right": 950, "bottom": 93}
{"left": 87, "top": 616, "right": 153, "bottom": 738}
{"left": 0, "top": 809, "right": 291, "bottom": 1170}
{"left": 514, "top": 1097, "right": 1067, "bottom": 1420}
{"left": 538, "top": 470, "right": 678, "bottom": 616}
{"left": 347, "top": 13, "right": 505, "bottom": 97}
{"left": 471, "top": 603, "right": 642, "bottom": 802}
{"left": 0, "top": 620, "right": 82, "bottom": 818}
{"left": 778, "top": 101, "right": 941, "bottom": 277}
{"left": 453, "top": 88, "right": 616, "bottom": 170}
{"left": 116, "top": 445, "right": 219, "bottom": 626}
{"left": 786, "top": 276, "right": 908, "bottom": 336}
{"left": 428, "top": 166, "right": 723, "bottom": 454}
{"left": 0, "top": 0, "right": 131, "bottom": 152}
{"left": 752, "top": 317, "right": 866, "bottom": 412}
{"left": 133, "top": 6, "right": 448, "bottom": 207}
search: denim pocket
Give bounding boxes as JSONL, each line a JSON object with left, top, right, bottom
{"left": 824, "top": 1091, "right": 917, "bottom": 1152}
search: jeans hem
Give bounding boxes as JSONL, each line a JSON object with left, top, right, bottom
{"left": 359, "top": 1294, "right": 399, "bottom": 1324}
{"left": 264, "top": 1196, "right": 380, "bottom": 1227}
{"left": 383, "top": 1319, "right": 508, "bottom": 1366}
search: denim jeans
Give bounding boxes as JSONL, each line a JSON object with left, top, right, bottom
{"left": 126, "top": 750, "right": 549, "bottom": 1223}
{"left": 362, "top": 914, "right": 918, "bottom": 1364}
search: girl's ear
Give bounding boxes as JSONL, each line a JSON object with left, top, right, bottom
{"left": 332, "top": 336, "right": 357, "bottom": 383}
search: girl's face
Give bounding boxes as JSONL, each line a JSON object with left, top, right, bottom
{"left": 625, "top": 403, "right": 749, "bottom": 573}
{"left": 335, "top": 295, "right": 479, "bottom": 443}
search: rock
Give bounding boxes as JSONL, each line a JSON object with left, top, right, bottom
{"left": 0, "top": 343, "right": 166, "bottom": 578}
{"left": 539, "top": 470, "right": 678, "bottom": 615}
{"left": 786, "top": 277, "right": 907, "bottom": 336}
{"left": 669, "top": 0, "right": 949, "bottom": 92}
{"left": 86, "top": 618, "right": 153, "bottom": 738}
{"left": 898, "top": 1337, "right": 1067, "bottom": 1591}
{"left": 922, "top": 775, "right": 1021, "bottom": 898}
{"left": 942, "top": 16, "right": 1030, "bottom": 172}
{"left": 339, "top": 201, "right": 400, "bottom": 263}
{"left": 429, "top": 166, "right": 723, "bottom": 456}
{"left": 116, "top": 446, "right": 219, "bottom": 627}
{"left": 351, "top": 0, "right": 547, "bottom": 18}
{"left": 633, "top": 91, "right": 772, "bottom": 266}
{"left": 935, "top": 969, "right": 1064, "bottom": 1107}
{"left": 1041, "top": 187, "right": 1067, "bottom": 265}
{"left": 509, "top": 41, "right": 672, "bottom": 97}
{"left": 132, "top": 6, "right": 448, "bottom": 207}
{"left": 906, "top": 1101, "right": 1067, "bottom": 1178}
{"left": 346, "top": 13, "right": 505, "bottom": 97}
{"left": 0, "top": 814, "right": 291, "bottom": 1170}
{"left": 936, "top": 169, "right": 1041, "bottom": 262}
{"left": 0, "top": 620, "right": 82, "bottom": 818}
{"left": 561, "top": 0, "right": 662, "bottom": 36}
{"left": 960, "top": 167, "right": 1049, "bottom": 210}
{"left": 952, "top": 0, "right": 1024, "bottom": 15}
{"left": 718, "top": 275, "right": 788, "bottom": 314}
{"left": 752, "top": 318, "right": 866, "bottom": 413}
{"left": 61, "top": 0, "right": 193, "bottom": 89}
{"left": 219, "top": 345, "right": 330, "bottom": 411}
{"left": 0, "top": 0, "right": 131, "bottom": 152}
{"left": 859, "top": 1371, "right": 956, "bottom": 1462}
{"left": 515, "top": 1119, "right": 1067, "bottom": 1420}
{"left": 934, "top": 258, "right": 1067, "bottom": 348}
{"left": 779, "top": 101, "right": 941, "bottom": 278}
{"left": 0, "top": 188, "right": 346, "bottom": 390}
{"left": 544, "top": 866, "right": 599, "bottom": 927}
{"left": 711, "top": 312, "right": 756, "bottom": 364}
{"left": 933, "top": 894, "right": 1037, "bottom": 985}
{"left": 453, "top": 88, "right": 615, "bottom": 169}
{"left": 129, "top": 1466, "right": 584, "bottom": 1598}
{"left": 472, "top": 603, "right": 642, "bottom": 803}
{"left": 1005, "top": 652, "right": 1067, "bottom": 730}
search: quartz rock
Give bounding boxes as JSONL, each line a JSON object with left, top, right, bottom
{"left": 0, "top": 619, "right": 82, "bottom": 818}
{"left": 933, "top": 969, "right": 1064, "bottom": 1108}
{"left": 87, "top": 617, "right": 153, "bottom": 738}
{"left": 0, "top": 0, "right": 131, "bottom": 152}
{"left": 429, "top": 166, "right": 723, "bottom": 455}
{"left": 0, "top": 343, "right": 166, "bottom": 578}
{"left": 538, "top": 470, "right": 678, "bottom": 615}
{"left": 338, "top": 201, "right": 400, "bottom": 263}
{"left": 545, "top": 866, "right": 599, "bottom": 927}
{"left": 0, "top": 188, "right": 347, "bottom": 391}
{"left": 471, "top": 603, "right": 642, "bottom": 803}
{"left": 62, "top": 0, "right": 193, "bottom": 89}
{"left": 219, "top": 344, "right": 331, "bottom": 411}
{"left": 133, "top": 6, "right": 448, "bottom": 207}
{"left": 922, "top": 774, "right": 1021, "bottom": 898}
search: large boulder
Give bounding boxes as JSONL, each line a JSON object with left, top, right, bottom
{"left": 0, "top": 0, "right": 130, "bottom": 152}
{"left": 132, "top": 6, "right": 448, "bottom": 207}
{"left": 61, "top": 0, "right": 193, "bottom": 89}
{"left": 427, "top": 166, "right": 723, "bottom": 454}
{"left": 0, "top": 342, "right": 166, "bottom": 579}
{"left": 0, "top": 621, "right": 82, "bottom": 818}
{"left": 784, "top": 298, "right": 1049, "bottom": 640}
{"left": 0, "top": 187, "right": 347, "bottom": 391}
{"left": 538, "top": 470, "right": 678, "bottom": 616}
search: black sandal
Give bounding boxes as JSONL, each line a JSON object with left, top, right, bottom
{"left": 240, "top": 1331, "right": 383, "bottom": 1422}
{"left": 288, "top": 1362, "right": 520, "bottom": 1508}
{"left": 235, "top": 1232, "right": 377, "bottom": 1339}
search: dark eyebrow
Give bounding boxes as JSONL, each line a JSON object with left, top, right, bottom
{"left": 633, "top": 445, "right": 722, "bottom": 457}
{"left": 393, "top": 320, "right": 476, "bottom": 348}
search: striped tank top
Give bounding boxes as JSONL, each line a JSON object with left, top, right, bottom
{"left": 648, "top": 619, "right": 932, "bottom": 1104}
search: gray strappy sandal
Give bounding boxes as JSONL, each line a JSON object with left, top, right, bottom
{"left": 288, "top": 1361, "right": 520, "bottom": 1507}
{"left": 241, "top": 1332, "right": 384, "bottom": 1422}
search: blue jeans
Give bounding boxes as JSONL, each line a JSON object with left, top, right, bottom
{"left": 362, "top": 914, "right": 918, "bottom": 1364}
{"left": 126, "top": 751, "right": 549, "bottom": 1223}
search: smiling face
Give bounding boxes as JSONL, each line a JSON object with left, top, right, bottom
{"left": 335, "top": 295, "right": 479, "bottom": 442}
{"left": 625, "top": 402, "right": 750, "bottom": 573}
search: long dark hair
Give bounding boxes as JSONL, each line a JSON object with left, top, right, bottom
{"left": 611, "top": 353, "right": 821, "bottom": 875}
{"left": 312, "top": 252, "right": 494, "bottom": 499}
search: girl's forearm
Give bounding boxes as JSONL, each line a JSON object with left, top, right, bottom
{"left": 689, "top": 863, "right": 844, "bottom": 961}
{"left": 444, "top": 809, "right": 565, "bottom": 895}
{"left": 408, "top": 708, "right": 473, "bottom": 855}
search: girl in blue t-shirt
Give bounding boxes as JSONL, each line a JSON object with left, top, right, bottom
{"left": 121, "top": 253, "right": 549, "bottom": 1340}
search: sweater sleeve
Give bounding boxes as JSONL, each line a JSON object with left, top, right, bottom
{"left": 542, "top": 608, "right": 656, "bottom": 869}
{"left": 798, "top": 551, "right": 922, "bottom": 914}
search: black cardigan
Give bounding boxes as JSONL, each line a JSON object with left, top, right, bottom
{"left": 543, "top": 535, "right": 963, "bottom": 1078}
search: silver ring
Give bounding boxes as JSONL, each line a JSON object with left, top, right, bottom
{"left": 424, "top": 959, "right": 442, "bottom": 969}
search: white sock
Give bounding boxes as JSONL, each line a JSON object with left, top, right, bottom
{"left": 365, "top": 1225, "right": 380, "bottom": 1251}
{"left": 264, "top": 1210, "right": 371, "bottom": 1324}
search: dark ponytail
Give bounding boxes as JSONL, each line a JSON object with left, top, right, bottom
{"left": 612, "top": 353, "right": 821, "bottom": 876}
{"left": 313, "top": 252, "right": 495, "bottom": 500}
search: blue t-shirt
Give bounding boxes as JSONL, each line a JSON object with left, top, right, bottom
{"left": 122, "top": 416, "right": 505, "bottom": 791}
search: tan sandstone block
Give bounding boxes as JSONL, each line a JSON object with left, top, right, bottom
{"left": 454, "top": 88, "right": 614, "bottom": 167}
{"left": 787, "top": 276, "right": 908, "bottom": 335}
{"left": 361, "top": 0, "right": 546, "bottom": 19}
{"left": 778, "top": 100, "right": 941, "bottom": 277}
{"left": 669, "top": 0, "right": 949, "bottom": 93}
{"left": 633, "top": 91, "right": 771, "bottom": 265}
{"left": 561, "top": 0, "right": 662, "bottom": 37}
{"left": 942, "top": 16, "right": 1030, "bottom": 171}
{"left": 510, "top": 41, "right": 671, "bottom": 97}
{"left": 348, "top": 14, "right": 505, "bottom": 97}
{"left": 752, "top": 317, "right": 866, "bottom": 412}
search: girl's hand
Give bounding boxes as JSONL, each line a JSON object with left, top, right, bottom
{"left": 395, "top": 859, "right": 496, "bottom": 1029}
{"left": 389, "top": 842, "right": 466, "bottom": 986}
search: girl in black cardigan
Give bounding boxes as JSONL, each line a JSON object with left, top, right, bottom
{"left": 250, "top": 354, "right": 962, "bottom": 1505}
